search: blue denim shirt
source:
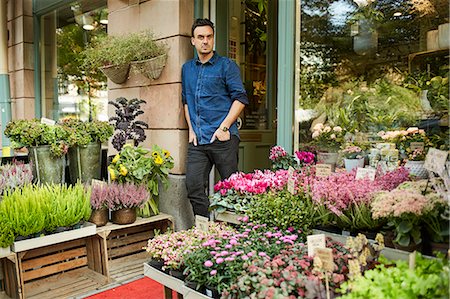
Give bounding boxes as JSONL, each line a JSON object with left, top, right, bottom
{"left": 182, "top": 52, "right": 249, "bottom": 145}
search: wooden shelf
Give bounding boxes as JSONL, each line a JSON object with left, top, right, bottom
{"left": 214, "top": 211, "right": 244, "bottom": 225}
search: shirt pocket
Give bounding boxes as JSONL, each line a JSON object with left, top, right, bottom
{"left": 202, "top": 75, "right": 225, "bottom": 96}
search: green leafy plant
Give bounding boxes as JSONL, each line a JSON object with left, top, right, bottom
{"left": 0, "top": 211, "right": 14, "bottom": 248}
{"left": 247, "top": 190, "right": 316, "bottom": 233}
{"left": 4, "top": 119, "right": 69, "bottom": 157}
{"left": 339, "top": 254, "right": 449, "bottom": 298}
{"left": 82, "top": 30, "right": 168, "bottom": 70}
{"left": 61, "top": 119, "right": 113, "bottom": 147}
{"left": 108, "top": 145, "right": 174, "bottom": 215}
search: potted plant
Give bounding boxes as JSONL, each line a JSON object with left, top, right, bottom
{"left": 0, "top": 162, "right": 33, "bottom": 193}
{"left": 82, "top": 30, "right": 168, "bottom": 84}
{"left": 310, "top": 123, "right": 345, "bottom": 170}
{"left": 108, "top": 144, "right": 174, "bottom": 217}
{"left": 341, "top": 144, "right": 365, "bottom": 172}
{"left": 61, "top": 119, "right": 113, "bottom": 183}
{"left": 4, "top": 119, "right": 69, "bottom": 184}
{"left": 109, "top": 97, "right": 149, "bottom": 152}
{"left": 128, "top": 30, "right": 169, "bottom": 80}
{"left": 105, "top": 182, "right": 149, "bottom": 225}
{"left": 404, "top": 148, "right": 427, "bottom": 179}
{"left": 89, "top": 184, "right": 109, "bottom": 227}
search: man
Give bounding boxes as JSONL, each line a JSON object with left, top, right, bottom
{"left": 181, "top": 18, "right": 249, "bottom": 218}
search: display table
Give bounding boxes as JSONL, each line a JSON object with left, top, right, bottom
{"left": 2, "top": 214, "right": 173, "bottom": 299}
{"left": 143, "top": 263, "right": 211, "bottom": 299}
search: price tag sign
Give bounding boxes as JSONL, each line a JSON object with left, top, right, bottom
{"left": 355, "top": 167, "right": 376, "bottom": 181}
{"left": 410, "top": 142, "right": 425, "bottom": 151}
{"left": 41, "top": 117, "right": 56, "bottom": 126}
{"left": 287, "top": 166, "right": 295, "bottom": 194}
{"left": 91, "top": 179, "right": 107, "bottom": 187}
{"left": 424, "top": 148, "right": 449, "bottom": 176}
{"left": 409, "top": 251, "right": 416, "bottom": 270}
{"left": 316, "top": 164, "right": 332, "bottom": 177}
{"left": 2, "top": 146, "right": 11, "bottom": 158}
{"left": 307, "top": 234, "right": 326, "bottom": 256}
{"left": 315, "top": 248, "right": 334, "bottom": 272}
{"left": 195, "top": 215, "right": 209, "bottom": 232}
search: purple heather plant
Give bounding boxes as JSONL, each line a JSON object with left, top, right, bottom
{"left": 0, "top": 162, "right": 33, "bottom": 192}
{"left": 104, "top": 182, "right": 149, "bottom": 210}
{"left": 90, "top": 184, "right": 109, "bottom": 210}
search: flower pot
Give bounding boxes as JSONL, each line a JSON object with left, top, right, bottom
{"left": 393, "top": 241, "right": 422, "bottom": 253}
{"left": 29, "top": 145, "right": 65, "bottom": 184}
{"left": 317, "top": 152, "right": 339, "bottom": 171}
{"left": 148, "top": 259, "right": 164, "bottom": 271}
{"left": 438, "top": 23, "right": 449, "bottom": 49}
{"left": 344, "top": 158, "right": 365, "bottom": 172}
{"left": 169, "top": 269, "right": 186, "bottom": 281}
{"left": 100, "top": 63, "right": 130, "bottom": 84}
{"left": 111, "top": 208, "right": 137, "bottom": 225}
{"left": 427, "top": 29, "right": 440, "bottom": 51}
{"left": 205, "top": 285, "right": 220, "bottom": 299}
{"left": 89, "top": 208, "right": 109, "bottom": 227}
{"left": 404, "top": 160, "right": 427, "bottom": 179}
{"left": 68, "top": 142, "right": 102, "bottom": 184}
{"left": 130, "top": 54, "right": 167, "bottom": 80}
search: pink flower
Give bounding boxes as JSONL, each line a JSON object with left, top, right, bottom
{"left": 216, "top": 257, "right": 224, "bottom": 264}
{"left": 204, "top": 260, "right": 213, "bottom": 267}
{"left": 210, "top": 270, "right": 217, "bottom": 275}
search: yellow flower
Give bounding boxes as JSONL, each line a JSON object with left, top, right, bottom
{"left": 112, "top": 154, "right": 120, "bottom": 164}
{"left": 154, "top": 155, "right": 163, "bottom": 165}
{"left": 119, "top": 164, "right": 128, "bottom": 176}
{"left": 152, "top": 151, "right": 158, "bottom": 157}
{"left": 108, "top": 167, "right": 117, "bottom": 180}
{"left": 163, "top": 150, "right": 170, "bottom": 158}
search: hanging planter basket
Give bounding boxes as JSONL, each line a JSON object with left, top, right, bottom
{"left": 131, "top": 54, "right": 167, "bottom": 80}
{"left": 100, "top": 63, "right": 130, "bottom": 84}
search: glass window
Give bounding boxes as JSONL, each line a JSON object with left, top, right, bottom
{"left": 40, "top": 0, "right": 108, "bottom": 121}
{"left": 298, "top": 0, "right": 449, "bottom": 146}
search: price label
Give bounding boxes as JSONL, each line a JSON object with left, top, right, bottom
{"left": 41, "top": 117, "right": 56, "bottom": 126}
{"left": 307, "top": 234, "right": 326, "bottom": 256}
{"left": 409, "top": 251, "right": 416, "bottom": 270}
{"left": 355, "top": 167, "right": 376, "bottom": 181}
{"left": 287, "top": 166, "right": 295, "bottom": 194}
{"left": 195, "top": 215, "right": 209, "bottom": 232}
{"left": 410, "top": 142, "right": 425, "bottom": 151}
{"left": 316, "top": 164, "right": 332, "bottom": 177}
{"left": 315, "top": 248, "right": 334, "bottom": 272}
{"left": 2, "top": 146, "right": 11, "bottom": 157}
{"left": 91, "top": 179, "right": 107, "bottom": 187}
{"left": 424, "top": 148, "right": 449, "bottom": 176}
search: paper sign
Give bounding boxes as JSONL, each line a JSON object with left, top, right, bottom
{"left": 2, "top": 146, "right": 11, "bottom": 157}
{"left": 378, "top": 161, "right": 388, "bottom": 175}
{"left": 287, "top": 166, "right": 295, "bottom": 194}
{"left": 307, "top": 234, "right": 326, "bottom": 256}
{"left": 195, "top": 215, "right": 209, "bottom": 232}
{"left": 316, "top": 164, "right": 332, "bottom": 177}
{"left": 315, "top": 248, "right": 334, "bottom": 272}
{"left": 40, "top": 117, "right": 56, "bottom": 126}
{"left": 91, "top": 179, "right": 107, "bottom": 187}
{"left": 410, "top": 142, "right": 425, "bottom": 151}
{"left": 355, "top": 167, "right": 376, "bottom": 181}
{"left": 409, "top": 251, "right": 416, "bottom": 270}
{"left": 424, "top": 148, "right": 449, "bottom": 176}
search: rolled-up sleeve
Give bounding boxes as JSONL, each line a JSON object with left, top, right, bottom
{"left": 181, "top": 64, "right": 187, "bottom": 105}
{"left": 225, "top": 61, "right": 249, "bottom": 105}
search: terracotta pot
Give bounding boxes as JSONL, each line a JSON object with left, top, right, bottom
{"left": 111, "top": 208, "right": 137, "bottom": 225}
{"left": 89, "top": 208, "right": 109, "bottom": 227}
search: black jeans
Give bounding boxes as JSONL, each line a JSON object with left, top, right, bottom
{"left": 186, "top": 135, "right": 239, "bottom": 218}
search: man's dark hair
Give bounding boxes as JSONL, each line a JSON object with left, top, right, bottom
{"left": 191, "top": 18, "right": 214, "bottom": 37}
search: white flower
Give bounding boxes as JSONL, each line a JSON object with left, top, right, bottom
{"left": 312, "top": 131, "right": 320, "bottom": 139}
{"left": 407, "top": 127, "right": 419, "bottom": 134}
{"left": 333, "top": 126, "right": 343, "bottom": 133}
{"left": 313, "top": 123, "right": 324, "bottom": 131}
{"left": 330, "top": 134, "right": 336, "bottom": 139}
{"left": 323, "top": 126, "right": 332, "bottom": 133}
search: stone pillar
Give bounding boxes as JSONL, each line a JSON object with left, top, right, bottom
{"left": 7, "top": 0, "right": 35, "bottom": 120}
{"left": 107, "top": 0, "right": 195, "bottom": 229}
